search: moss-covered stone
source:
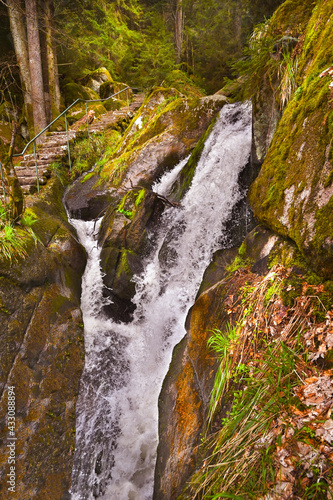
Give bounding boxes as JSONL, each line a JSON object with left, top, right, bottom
{"left": 98, "top": 188, "right": 164, "bottom": 321}
{"left": 0, "top": 173, "right": 86, "bottom": 500}
{"left": 0, "top": 121, "right": 13, "bottom": 146}
{"left": 100, "top": 88, "right": 228, "bottom": 190}
{"left": 169, "top": 114, "right": 220, "bottom": 202}
{"left": 65, "top": 172, "right": 120, "bottom": 220}
{"left": 99, "top": 81, "right": 132, "bottom": 101}
{"left": 80, "top": 67, "right": 113, "bottom": 94}
{"left": 63, "top": 82, "right": 107, "bottom": 124}
{"left": 249, "top": 0, "right": 333, "bottom": 278}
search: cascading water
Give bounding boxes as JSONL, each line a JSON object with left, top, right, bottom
{"left": 68, "top": 101, "right": 252, "bottom": 500}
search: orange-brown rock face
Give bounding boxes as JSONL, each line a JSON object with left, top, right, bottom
{"left": 154, "top": 277, "right": 233, "bottom": 499}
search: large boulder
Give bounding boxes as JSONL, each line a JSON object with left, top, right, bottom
{"left": 65, "top": 173, "right": 121, "bottom": 221}
{"left": 80, "top": 67, "right": 113, "bottom": 94}
{"left": 64, "top": 87, "right": 227, "bottom": 223}
{"left": 99, "top": 81, "right": 132, "bottom": 101}
{"left": 101, "top": 88, "right": 229, "bottom": 191}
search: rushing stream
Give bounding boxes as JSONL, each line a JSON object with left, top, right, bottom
{"left": 68, "top": 101, "right": 252, "bottom": 500}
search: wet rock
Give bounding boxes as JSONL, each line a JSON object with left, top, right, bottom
{"left": 64, "top": 173, "right": 121, "bottom": 221}
{"left": 154, "top": 226, "right": 292, "bottom": 499}
{"left": 103, "top": 88, "right": 228, "bottom": 191}
{"left": 65, "top": 88, "right": 226, "bottom": 226}
{"left": 249, "top": 0, "right": 333, "bottom": 278}
{"left": 99, "top": 188, "right": 164, "bottom": 321}
{"left": 251, "top": 73, "right": 281, "bottom": 167}
{"left": 0, "top": 176, "right": 86, "bottom": 500}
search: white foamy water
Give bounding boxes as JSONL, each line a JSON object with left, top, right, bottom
{"left": 69, "top": 101, "right": 252, "bottom": 500}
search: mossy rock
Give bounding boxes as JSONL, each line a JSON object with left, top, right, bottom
{"left": 100, "top": 81, "right": 132, "bottom": 100}
{"left": 249, "top": 0, "right": 333, "bottom": 278}
{"left": 100, "top": 87, "right": 228, "bottom": 190}
{"left": 80, "top": 67, "right": 113, "bottom": 93}
{"left": 63, "top": 82, "right": 99, "bottom": 106}
{"left": 169, "top": 114, "right": 219, "bottom": 202}
{"left": 103, "top": 99, "right": 123, "bottom": 112}
{"left": 196, "top": 247, "right": 239, "bottom": 298}
{"left": 99, "top": 188, "right": 164, "bottom": 321}
{"left": 0, "top": 121, "right": 13, "bottom": 145}
{"left": 64, "top": 172, "right": 120, "bottom": 220}
{"left": 0, "top": 100, "right": 15, "bottom": 123}
{"left": 0, "top": 171, "right": 86, "bottom": 499}
{"left": 101, "top": 247, "right": 143, "bottom": 322}
{"left": 62, "top": 82, "right": 107, "bottom": 124}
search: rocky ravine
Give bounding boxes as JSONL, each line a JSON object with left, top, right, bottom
{"left": 0, "top": 87, "right": 228, "bottom": 499}
{"left": 153, "top": 1, "right": 333, "bottom": 498}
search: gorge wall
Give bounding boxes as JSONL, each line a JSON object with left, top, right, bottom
{"left": 0, "top": 177, "right": 86, "bottom": 499}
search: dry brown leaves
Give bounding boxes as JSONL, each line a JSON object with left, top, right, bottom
{"left": 224, "top": 266, "right": 333, "bottom": 498}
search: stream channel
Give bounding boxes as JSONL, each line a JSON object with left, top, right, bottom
{"left": 67, "top": 101, "right": 252, "bottom": 499}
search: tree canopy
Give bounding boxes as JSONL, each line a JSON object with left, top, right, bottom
{"left": 0, "top": 0, "right": 284, "bottom": 138}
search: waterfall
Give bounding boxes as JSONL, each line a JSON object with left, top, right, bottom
{"left": 69, "top": 101, "right": 252, "bottom": 500}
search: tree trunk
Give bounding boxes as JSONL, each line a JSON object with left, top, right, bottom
{"left": 44, "top": 0, "right": 61, "bottom": 120}
{"left": 40, "top": 27, "right": 52, "bottom": 123}
{"left": 232, "top": 0, "right": 243, "bottom": 54}
{"left": 25, "top": 0, "right": 47, "bottom": 139}
{"left": 7, "top": 0, "right": 34, "bottom": 137}
{"left": 3, "top": 122, "right": 24, "bottom": 219}
{"left": 175, "top": 0, "right": 183, "bottom": 64}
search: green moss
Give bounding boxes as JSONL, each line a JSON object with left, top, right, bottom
{"left": 0, "top": 294, "right": 10, "bottom": 315}
{"left": 116, "top": 188, "right": 148, "bottom": 220}
{"left": 0, "top": 123, "right": 13, "bottom": 145}
{"left": 324, "top": 169, "right": 333, "bottom": 188}
{"left": 99, "top": 87, "right": 226, "bottom": 188}
{"left": 81, "top": 172, "right": 95, "bottom": 183}
{"left": 63, "top": 83, "right": 98, "bottom": 106}
{"left": 117, "top": 250, "right": 132, "bottom": 276}
{"left": 226, "top": 243, "right": 252, "bottom": 274}
{"left": 134, "top": 188, "right": 145, "bottom": 207}
{"left": 315, "top": 196, "right": 333, "bottom": 243}
{"left": 169, "top": 114, "right": 219, "bottom": 202}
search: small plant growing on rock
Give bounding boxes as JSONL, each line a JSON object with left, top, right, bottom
{"left": 0, "top": 203, "right": 39, "bottom": 262}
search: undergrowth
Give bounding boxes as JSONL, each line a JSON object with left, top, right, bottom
{"left": 183, "top": 266, "right": 333, "bottom": 499}
{"left": 0, "top": 203, "right": 39, "bottom": 262}
{"left": 69, "top": 130, "right": 121, "bottom": 180}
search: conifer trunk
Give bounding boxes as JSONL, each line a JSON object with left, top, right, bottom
{"left": 44, "top": 0, "right": 61, "bottom": 120}
{"left": 175, "top": 0, "right": 183, "bottom": 64}
{"left": 25, "top": 0, "right": 47, "bottom": 139}
{"left": 3, "top": 122, "right": 24, "bottom": 219}
{"left": 7, "top": 0, "right": 34, "bottom": 137}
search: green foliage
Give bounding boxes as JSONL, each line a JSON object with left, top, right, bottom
{"left": 117, "top": 207, "right": 133, "bottom": 219}
{"left": 55, "top": 0, "right": 284, "bottom": 94}
{"left": 207, "top": 324, "right": 239, "bottom": 428}
{"left": 69, "top": 132, "right": 120, "bottom": 180}
{"left": 0, "top": 204, "right": 39, "bottom": 262}
{"left": 128, "top": 11, "right": 178, "bottom": 89}
{"left": 116, "top": 188, "right": 146, "bottom": 219}
{"left": 191, "top": 339, "right": 301, "bottom": 499}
